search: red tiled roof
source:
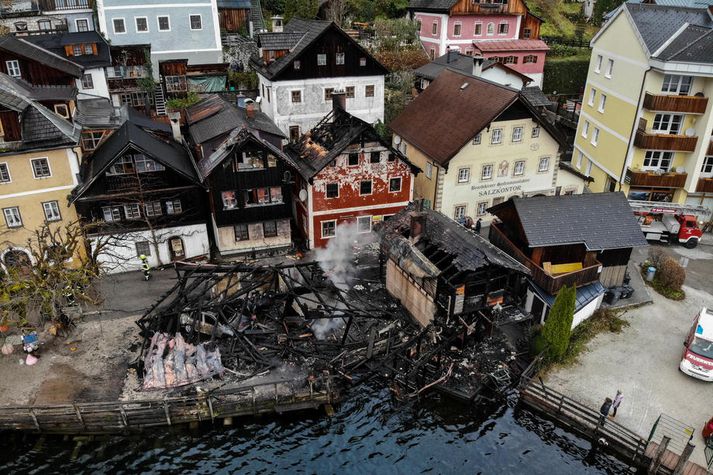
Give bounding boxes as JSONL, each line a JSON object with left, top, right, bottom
{"left": 389, "top": 69, "right": 519, "bottom": 166}
{"left": 473, "top": 39, "right": 549, "bottom": 52}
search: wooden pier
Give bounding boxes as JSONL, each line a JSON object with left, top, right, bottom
{"left": 0, "top": 377, "right": 338, "bottom": 435}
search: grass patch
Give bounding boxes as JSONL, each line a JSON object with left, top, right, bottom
{"left": 529, "top": 0, "right": 599, "bottom": 40}
{"left": 641, "top": 269, "right": 686, "bottom": 301}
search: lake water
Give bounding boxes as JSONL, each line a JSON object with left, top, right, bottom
{"left": 1, "top": 384, "right": 631, "bottom": 474}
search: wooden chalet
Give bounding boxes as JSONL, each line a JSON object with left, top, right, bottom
{"left": 217, "top": 0, "right": 252, "bottom": 33}
{"left": 158, "top": 60, "right": 228, "bottom": 101}
{"left": 107, "top": 44, "right": 154, "bottom": 112}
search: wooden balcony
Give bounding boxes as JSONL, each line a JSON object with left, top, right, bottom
{"left": 696, "top": 177, "right": 713, "bottom": 193}
{"left": 626, "top": 169, "right": 688, "bottom": 188}
{"left": 634, "top": 130, "right": 698, "bottom": 152}
{"left": 643, "top": 92, "right": 708, "bottom": 114}
{"left": 489, "top": 223, "right": 602, "bottom": 295}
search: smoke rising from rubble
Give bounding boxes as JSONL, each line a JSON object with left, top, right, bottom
{"left": 311, "top": 316, "right": 346, "bottom": 340}
{"left": 315, "top": 222, "right": 377, "bottom": 290}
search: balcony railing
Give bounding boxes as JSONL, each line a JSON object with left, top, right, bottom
{"left": 626, "top": 169, "right": 688, "bottom": 188}
{"left": 643, "top": 92, "right": 708, "bottom": 114}
{"left": 634, "top": 129, "right": 698, "bottom": 152}
{"left": 38, "top": 0, "right": 93, "bottom": 11}
{"left": 489, "top": 223, "right": 602, "bottom": 295}
{"left": 696, "top": 177, "right": 713, "bottom": 193}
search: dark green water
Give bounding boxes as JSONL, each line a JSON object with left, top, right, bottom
{"left": 1, "top": 385, "right": 630, "bottom": 474}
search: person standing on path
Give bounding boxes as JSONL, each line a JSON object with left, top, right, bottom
{"left": 611, "top": 390, "right": 623, "bottom": 418}
{"left": 475, "top": 218, "right": 482, "bottom": 235}
{"left": 599, "top": 397, "right": 612, "bottom": 426}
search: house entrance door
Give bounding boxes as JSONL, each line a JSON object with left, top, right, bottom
{"left": 169, "top": 237, "right": 185, "bottom": 260}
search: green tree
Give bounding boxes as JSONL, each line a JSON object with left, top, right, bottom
{"left": 592, "top": 0, "right": 625, "bottom": 25}
{"left": 284, "top": 0, "right": 319, "bottom": 23}
{"left": 541, "top": 285, "right": 576, "bottom": 360}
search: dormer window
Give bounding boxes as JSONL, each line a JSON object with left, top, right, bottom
{"left": 317, "top": 54, "right": 327, "bottom": 66}
{"left": 5, "top": 60, "right": 20, "bottom": 78}
{"left": 73, "top": 45, "right": 82, "bottom": 56}
{"left": 84, "top": 44, "right": 94, "bottom": 55}
{"left": 14, "top": 22, "right": 27, "bottom": 32}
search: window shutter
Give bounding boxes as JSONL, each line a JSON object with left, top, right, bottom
{"left": 91, "top": 43, "right": 97, "bottom": 55}
{"left": 64, "top": 45, "right": 73, "bottom": 56}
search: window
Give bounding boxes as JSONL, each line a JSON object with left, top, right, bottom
{"left": 643, "top": 151, "right": 673, "bottom": 171}
{"left": 0, "top": 163, "right": 10, "bottom": 183}
{"left": 14, "top": 21, "right": 28, "bottom": 32}
{"left": 524, "top": 55, "right": 537, "bottom": 64}
{"left": 389, "top": 177, "right": 402, "bottom": 192}
{"left": 76, "top": 19, "right": 89, "bottom": 32}
{"left": 473, "top": 133, "right": 481, "bottom": 145}
{"left": 491, "top": 128, "right": 502, "bottom": 144}
{"left": 326, "top": 183, "right": 339, "bottom": 198}
{"left": 158, "top": 16, "right": 170, "bottom": 31}
{"left": 432, "top": 21, "right": 437, "bottom": 35}
{"left": 360, "top": 180, "right": 372, "bottom": 195}
{"left": 357, "top": 216, "right": 372, "bottom": 233}
{"left": 289, "top": 126, "right": 300, "bottom": 142}
{"left": 3, "top": 207, "right": 21, "bottom": 228}
{"left": 324, "top": 88, "right": 334, "bottom": 101}
{"left": 591, "top": 128, "right": 600, "bottom": 146}
{"left": 345, "top": 86, "right": 355, "bottom": 99}
{"left": 605, "top": 59, "right": 613, "bottom": 78}
{"left": 588, "top": 88, "right": 596, "bottom": 106}
{"left": 531, "top": 127, "right": 540, "bottom": 138}
{"left": 144, "top": 201, "right": 162, "bottom": 217}
{"left": 477, "top": 201, "right": 488, "bottom": 216}
{"left": 503, "top": 56, "right": 517, "bottom": 64}
{"left": 84, "top": 44, "right": 93, "bottom": 55}
{"left": 291, "top": 90, "right": 302, "bottom": 103}
{"left": 102, "top": 207, "right": 121, "bottom": 222}
{"left": 662, "top": 75, "right": 692, "bottom": 95}
{"left": 234, "top": 224, "right": 249, "bottom": 241}
{"left": 365, "top": 85, "right": 375, "bottom": 97}
{"left": 454, "top": 205, "right": 466, "bottom": 220}
{"left": 425, "top": 162, "right": 433, "bottom": 179}
{"left": 388, "top": 152, "right": 397, "bottom": 162}
{"left": 135, "top": 155, "right": 165, "bottom": 173}
{"left": 701, "top": 156, "right": 713, "bottom": 175}
{"left": 595, "top": 55, "right": 602, "bottom": 73}
{"left": 38, "top": 19, "right": 51, "bottom": 30}
{"left": 416, "top": 19, "right": 422, "bottom": 31}
{"left": 512, "top": 126, "right": 523, "bottom": 142}
{"left": 585, "top": 160, "right": 592, "bottom": 176}
{"left": 582, "top": 121, "right": 590, "bottom": 138}
{"left": 189, "top": 14, "right": 202, "bottom": 30}
{"left": 165, "top": 75, "right": 187, "bottom": 92}
{"left": 369, "top": 151, "right": 380, "bottom": 163}
{"left": 81, "top": 73, "right": 94, "bottom": 89}
{"left": 72, "top": 43, "right": 83, "bottom": 55}
{"left": 123, "top": 204, "right": 141, "bottom": 220}
{"left": 322, "top": 220, "right": 336, "bottom": 238}
{"left": 498, "top": 22, "right": 508, "bottom": 34}
{"left": 474, "top": 23, "right": 482, "bottom": 35}
{"left": 598, "top": 94, "right": 607, "bottom": 113}
{"left": 538, "top": 157, "right": 550, "bottom": 172}
{"left": 222, "top": 191, "right": 237, "bottom": 210}
{"left": 335, "top": 52, "right": 345, "bottom": 65}
{"left": 359, "top": 57, "right": 367, "bottom": 66}
{"left": 576, "top": 151, "right": 583, "bottom": 169}
{"left": 348, "top": 153, "right": 359, "bottom": 166}
{"left": 263, "top": 220, "right": 277, "bottom": 238}
{"left": 487, "top": 22, "right": 494, "bottom": 35}
{"left": 481, "top": 164, "right": 493, "bottom": 180}
{"left": 42, "top": 201, "right": 61, "bottom": 222}
{"left": 652, "top": 113, "right": 683, "bottom": 134}
{"left": 31, "top": 158, "right": 51, "bottom": 178}
{"left": 429, "top": 48, "right": 435, "bottom": 60}
{"left": 135, "top": 241, "right": 151, "bottom": 257}
{"left": 166, "top": 199, "right": 182, "bottom": 215}
{"left": 453, "top": 23, "right": 461, "bottom": 36}
{"left": 317, "top": 53, "right": 327, "bottom": 66}
{"left": 514, "top": 160, "right": 525, "bottom": 176}
{"left": 54, "top": 104, "right": 69, "bottom": 118}
{"left": 457, "top": 167, "right": 470, "bottom": 183}
{"left": 5, "top": 60, "right": 20, "bottom": 78}
{"left": 293, "top": 60, "right": 301, "bottom": 70}
{"left": 113, "top": 18, "right": 126, "bottom": 34}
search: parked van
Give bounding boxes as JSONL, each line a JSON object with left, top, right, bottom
{"left": 680, "top": 308, "right": 713, "bottom": 381}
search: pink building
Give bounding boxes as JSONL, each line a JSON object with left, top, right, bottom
{"left": 409, "top": 0, "right": 547, "bottom": 86}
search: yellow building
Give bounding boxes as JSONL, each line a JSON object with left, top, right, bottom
{"left": 390, "top": 69, "right": 583, "bottom": 222}
{"left": 0, "top": 76, "right": 82, "bottom": 268}
{"left": 574, "top": 3, "right": 713, "bottom": 210}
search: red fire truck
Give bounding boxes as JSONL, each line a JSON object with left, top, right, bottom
{"left": 628, "top": 201, "right": 711, "bottom": 249}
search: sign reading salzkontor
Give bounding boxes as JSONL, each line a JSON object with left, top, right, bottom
{"left": 471, "top": 178, "right": 531, "bottom": 197}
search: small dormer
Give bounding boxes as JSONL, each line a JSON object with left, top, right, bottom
{"left": 272, "top": 15, "right": 284, "bottom": 33}
{"left": 64, "top": 43, "right": 97, "bottom": 57}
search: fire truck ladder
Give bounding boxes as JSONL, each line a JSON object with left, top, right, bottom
{"left": 628, "top": 200, "right": 712, "bottom": 217}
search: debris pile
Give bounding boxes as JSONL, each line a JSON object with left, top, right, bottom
{"left": 143, "top": 333, "right": 224, "bottom": 389}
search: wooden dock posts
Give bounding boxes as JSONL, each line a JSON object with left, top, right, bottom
{"left": 0, "top": 376, "right": 339, "bottom": 435}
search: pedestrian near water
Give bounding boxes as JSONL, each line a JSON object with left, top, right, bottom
{"left": 475, "top": 218, "right": 482, "bottom": 235}
{"left": 599, "top": 397, "right": 612, "bottom": 426}
{"left": 611, "top": 390, "right": 623, "bottom": 418}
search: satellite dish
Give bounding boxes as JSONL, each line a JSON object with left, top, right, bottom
{"left": 684, "top": 128, "right": 695, "bottom": 137}
{"left": 393, "top": 135, "right": 401, "bottom": 145}
{"left": 299, "top": 189, "right": 308, "bottom": 202}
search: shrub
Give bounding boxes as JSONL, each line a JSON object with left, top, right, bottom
{"left": 657, "top": 256, "right": 686, "bottom": 291}
{"left": 541, "top": 285, "right": 576, "bottom": 360}
{"left": 647, "top": 247, "right": 667, "bottom": 269}
{"left": 166, "top": 92, "right": 201, "bottom": 111}
{"left": 542, "top": 56, "right": 590, "bottom": 94}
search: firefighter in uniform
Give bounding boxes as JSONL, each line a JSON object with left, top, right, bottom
{"left": 140, "top": 255, "right": 151, "bottom": 281}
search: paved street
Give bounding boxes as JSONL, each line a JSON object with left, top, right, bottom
{"left": 545, "top": 241, "right": 713, "bottom": 467}
{"left": 93, "top": 267, "right": 181, "bottom": 319}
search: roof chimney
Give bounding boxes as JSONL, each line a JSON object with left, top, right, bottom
{"left": 332, "top": 90, "right": 346, "bottom": 111}
{"left": 272, "top": 15, "right": 284, "bottom": 33}
{"left": 472, "top": 53, "right": 484, "bottom": 77}
{"left": 246, "top": 102, "right": 255, "bottom": 119}
{"left": 168, "top": 111, "right": 182, "bottom": 142}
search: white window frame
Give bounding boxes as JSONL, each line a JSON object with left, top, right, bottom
{"left": 531, "top": 126, "right": 540, "bottom": 138}
{"left": 3, "top": 207, "right": 22, "bottom": 228}
{"left": 513, "top": 160, "right": 525, "bottom": 176}
{"left": 431, "top": 21, "right": 438, "bottom": 36}
{"left": 54, "top": 103, "right": 69, "bottom": 118}
{"left": 595, "top": 55, "right": 602, "bottom": 73}
{"left": 474, "top": 22, "right": 482, "bottom": 36}
{"left": 586, "top": 160, "right": 593, "bottom": 176}
{"left": 477, "top": 201, "right": 488, "bottom": 216}
{"left": 166, "top": 199, "right": 182, "bottom": 215}
{"left": 700, "top": 156, "right": 713, "bottom": 176}
{"left": 389, "top": 177, "right": 402, "bottom": 193}
{"left": 453, "top": 22, "right": 462, "bottom": 37}
{"left": 157, "top": 15, "right": 171, "bottom": 32}
{"left": 512, "top": 126, "right": 523, "bottom": 143}
{"left": 454, "top": 205, "right": 466, "bottom": 220}
{"left": 123, "top": 204, "right": 141, "bottom": 220}
{"left": 582, "top": 121, "right": 590, "bottom": 138}
{"left": 321, "top": 219, "right": 337, "bottom": 239}
{"left": 486, "top": 22, "right": 494, "bottom": 36}
{"left": 144, "top": 201, "right": 162, "bottom": 217}
{"left": 425, "top": 162, "right": 433, "bottom": 179}
{"left": 538, "top": 157, "right": 550, "bottom": 172}
{"left": 189, "top": 14, "right": 202, "bottom": 31}
{"left": 598, "top": 94, "right": 607, "bottom": 113}
{"left": 75, "top": 18, "right": 89, "bottom": 32}
{"left": 576, "top": 151, "right": 583, "bottom": 169}
{"left": 335, "top": 52, "right": 345, "bottom": 65}
{"left": 591, "top": 128, "right": 600, "bottom": 146}
{"left": 652, "top": 113, "right": 683, "bottom": 135}
{"left": 457, "top": 167, "right": 470, "bottom": 183}
{"left": 30, "top": 157, "right": 51, "bottom": 178}
{"left": 81, "top": 73, "right": 94, "bottom": 89}
{"left": 135, "top": 16, "right": 149, "bottom": 33}
{"left": 0, "top": 163, "right": 10, "bottom": 183}
{"left": 605, "top": 58, "right": 614, "bottom": 78}
{"left": 42, "top": 201, "right": 61, "bottom": 222}
{"left": 473, "top": 133, "right": 481, "bottom": 145}
{"left": 481, "top": 164, "right": 493, "bottom": 180}
{"left": 662, "top": 74, "right": 692, "bottom": 95}
{"left": 5, "top": 60, "right": 20, "bottom": 78}
{"left": 498, "top": 21, "right": 509, "bottom": 35}
{"left": 588, "top": 88, "right": 596, "bottom": 106}
{"left": 356, "top": 216, "right": 372, "bottom": 234}
{"left": 317, "top": 53, "right": 327, "bottom": 66}
{"left": 643, "top": 150, "right": 674, "bottom": 171}
{"left": 491, "top": 128, "right": 502, "bottom": 144}
{"left": 112, "top": 17, "right": 126, "bottom": 34}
